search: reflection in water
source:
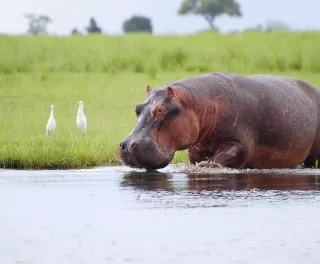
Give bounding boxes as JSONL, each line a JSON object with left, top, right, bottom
{"left": 120, "top": 171, "right": 320, "bottom": 209}
{"left": 121, "top": 171, "right": 320, "bottom": 192}
{"left": 121, "top": 170, "right": 175, "bottom": 191}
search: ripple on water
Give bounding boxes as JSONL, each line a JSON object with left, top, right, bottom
{"left": 124, "top": 188, "right": 320, "bottom": 210}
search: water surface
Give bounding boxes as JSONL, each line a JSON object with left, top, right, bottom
{"left": 0, "top": 165, "right": 320, "bottom": 264}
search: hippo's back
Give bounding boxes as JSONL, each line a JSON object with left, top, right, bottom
{"left": 168, "top": 72, "right": 320, "bottom": 149}
{"left": 168, "top": 72, "right": 319, "bottom": 102}
{"left": 168, "top": 72, "right": 320, "bottom": 114}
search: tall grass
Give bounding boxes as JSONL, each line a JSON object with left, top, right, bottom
{"left": 0, "top": 31, "right": 320, "bottom": 169}
{"left": 1, "top": 31, "right": 320, "bottom": 75}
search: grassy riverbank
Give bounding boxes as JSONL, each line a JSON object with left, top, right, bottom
{"left": 1, "top": 31, "right": 320, "bottom": 169}
{"left": 0, "top": 72, "right": 193, "bottom": 169}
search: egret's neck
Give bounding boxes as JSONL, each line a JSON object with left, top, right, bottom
{"left": 50, "top": 109, "right": 54, "bottom": 118}
{"left": 78, "top": 105, "right": 83, "bottom": 114}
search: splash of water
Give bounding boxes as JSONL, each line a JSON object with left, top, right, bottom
{"left": 71, "top": 161, "right": 320, "bottom": 176}
{"left": 161, "top": 162, "right": 240, "bottom": 174}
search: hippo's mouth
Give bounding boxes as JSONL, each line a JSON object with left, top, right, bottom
{"left": 118, "top": 141, "right": 175, "bottom": 170}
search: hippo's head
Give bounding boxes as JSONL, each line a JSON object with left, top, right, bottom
{"left": 119, "top": 85, "right": 200, "bottom": 170}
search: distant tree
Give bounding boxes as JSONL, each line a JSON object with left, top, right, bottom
{"left": 71, "top": 28, "right": 81, "bottom": 35}
{"left": 123, "top": 15, "right": 153, "bottom": 34}
{"left": 24, "top": 13, "right": 53, "bottom": 35}
{"left": 178, "top": 0, "right": 242, "bottom": 30}
{"left": 86, "top": 17, "right": 102, "bottom": 34}
{"left": 265, "top": 20, "right": 291, "bottom": 32}
{"left": 243, "top": 24, "right": 263, "bottom": 32}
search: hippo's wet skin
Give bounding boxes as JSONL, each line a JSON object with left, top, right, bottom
{"left": 119, "top": 72, "right": 320, "bottom": 170}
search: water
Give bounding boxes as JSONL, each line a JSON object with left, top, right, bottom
{"left": 0, "top": 164, "right": 320, "bottom": 264}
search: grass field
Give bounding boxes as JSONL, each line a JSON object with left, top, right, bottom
{"left": 1, "top": 31, "right": 320, "bottom": 169}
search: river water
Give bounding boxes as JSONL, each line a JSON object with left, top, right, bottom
{"left": 0, "top": 164, "right": 320, "bottom": 264}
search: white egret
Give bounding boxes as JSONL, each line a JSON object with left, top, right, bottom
{"left": 76, "top": 100, "right": 87, "bottom": 134}
{"left": 46, "top": 105, "right": 56, "bottom": 136}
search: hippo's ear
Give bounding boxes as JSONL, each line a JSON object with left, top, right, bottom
{"left": 166, "top": 86, "right": 176, "bottom": 101}
{"left": 146, "top": 85, "right": 153, "bottom": 98}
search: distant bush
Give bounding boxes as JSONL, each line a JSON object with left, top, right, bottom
{"left": 123, "top": 15, "right": 153, "bottom": 34}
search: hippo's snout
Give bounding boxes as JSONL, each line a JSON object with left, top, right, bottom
{"left": 119, "top": 138, "right": 137, "bottom": 151}
{"left": 119, "top": 135, "right": 175, "bottom": 170}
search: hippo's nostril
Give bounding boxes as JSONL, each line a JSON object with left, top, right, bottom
{"left": 120, "top": 142, "right": 125, "bottom": 149}
{"left": 130, "top": 141, "right": 137, "bottom": 150}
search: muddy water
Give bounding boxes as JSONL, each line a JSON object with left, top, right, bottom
{"left": 0, "top": 165, "right": 320, "bottom": 264}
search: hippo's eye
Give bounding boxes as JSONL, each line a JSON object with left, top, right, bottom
{"left": 156, "top": 106, "right": 165, "bottom": 115}
{"left": 153, "top": 105, "right": 167, "bottom": 120}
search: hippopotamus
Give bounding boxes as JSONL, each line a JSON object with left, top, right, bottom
{"left": 119, "top": 72, "right": 320, "bottom": 170}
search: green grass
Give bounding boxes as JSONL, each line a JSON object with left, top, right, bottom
{"left": 0, "top": 71, "right": 193, "bottom": 169}
{"left": 1, "top": 31, "right": 320, "bottom": 169}
{"left": 1, "top": 31, "right": 320, "bottom": 75}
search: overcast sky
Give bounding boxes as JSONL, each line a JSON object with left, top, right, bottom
{"left": 1, "top": 0, "right": 319, "bottom": 35}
